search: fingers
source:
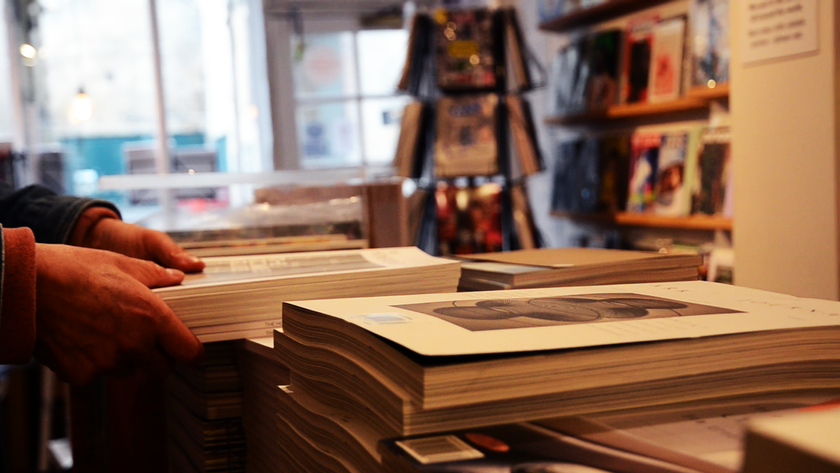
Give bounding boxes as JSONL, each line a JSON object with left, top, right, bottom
{"left": 144, "top": 232, "right": 206, "bottom": 273}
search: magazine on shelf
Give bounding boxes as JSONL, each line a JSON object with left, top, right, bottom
{"left": 586, "top": 29, "right": 622, "bottom": 110}
{"left": 434, "top": 94, "right": 499, "bottom": 178}
{"left": 648, "top": 16, "right": 687, "bottom": 103}
{"left": 155, "top": 246, "right": 460, "bottom": 342}
{"left": 599, "top": 134, "right": 632, "bottom": 213}
{"left": 551, "top": 37, "right": 589, "bottom": 116}
{"left": 622, "top": 15, "right": 658, "bottom": 104}
{"left": 652, "top": 128, "right": 701, "bottom": 217}
{"left": 690, "top": 126, "right": 731, "bottom": 216}
{"left": 689, "top": 0, "right": 730, "bottom": 86}
{"left": 627, "top": 130, "right": 662, "bottom": 213}
{"left": 551, "top": 138, "right": 601, "bottom": 215}
{"left": 281, "top": 280, "right": 840, "bottom": 412}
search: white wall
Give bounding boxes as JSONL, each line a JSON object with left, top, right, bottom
{"left": 731, "top": 0, "right": 840, "bottom": 299}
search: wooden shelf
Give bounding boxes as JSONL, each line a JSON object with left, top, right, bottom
{"left": 553, "top": 211, "right": 733, "bottom": 231}
{"left": 539, "top": 0, "right": 673, "bottom": 33}
{"left": 545, "top": 96, "right": 711, "bottom": 126}
{"left": 686, "top": 83, "right": 730, "bottom": 100}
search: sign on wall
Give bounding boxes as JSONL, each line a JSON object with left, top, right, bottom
{"left": 740, "top": 0, "right": 818, "bottom": 65}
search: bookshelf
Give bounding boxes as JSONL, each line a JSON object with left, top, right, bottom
{"left": 544, "top": 96, "right": 713, "bottom": 126}
{"left": 538, "top": 0, "right": 673, "bottom": 33}
{"left": 541, "top": 0, "right": 732, "bottom": 239}
{"left": 686, "top": 82, "right": 730, "bottom": 100}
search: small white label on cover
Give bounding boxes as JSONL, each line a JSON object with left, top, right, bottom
{"left": 356, "top": 313, "right": 413, "bottom": 325}
{"left": 396, "top": 436, "right": 484, "bottom": 464}
{"left": 741, "top": 0, "right": 818, "bottom": 65}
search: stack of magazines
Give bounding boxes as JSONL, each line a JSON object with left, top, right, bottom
{"left": 165, "top": 341, "right": 246, "bottom": 473}
{"left": 155, "top": 247, "right": 461, "bottom": 342}
{"left": 233, "top": 338, "right": 289, "bottom": 473}
{"left": 456, "top": 247, "right": 703, "bottom": 290}
{"left": 271, "top": 281, "right": 840, "bottom": 472}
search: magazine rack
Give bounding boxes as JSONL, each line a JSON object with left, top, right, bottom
{"left": 394, "top": 6, "right": 546, "bottom": 257}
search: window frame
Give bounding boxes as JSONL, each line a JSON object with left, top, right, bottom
{"left": 264, "top": 12, "right": 409, "bottom": 171}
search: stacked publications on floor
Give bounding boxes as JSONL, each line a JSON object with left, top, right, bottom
{"left": 271, "top": 280, "right": 840, "bottom": 473}
{"left": 154, "top": 246, "right": 461, "bottom": 342}
{"left": 233, "top": 337, "right": 289, "bottom": 473}
{"left": 165, "top": 341, "right": 247, "bottom": 473}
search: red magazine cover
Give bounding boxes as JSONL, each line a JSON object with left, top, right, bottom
{"left": 436, "top": 182, "right": 503, "bottom": 256}
{"left": 622, "top": 15, "right": 659, "bottom": 104}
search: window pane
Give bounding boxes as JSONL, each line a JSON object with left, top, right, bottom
{"left": 297, "top": 101, "right": 361, "bottom": 167}
{"left": 157, "top": 0, "right": 270, "bottom": 178}
{"left": 357, "top": 29, "right": 409, "bottom": 96}
{"left": 361, "top": 96, "right": 410, "bottom": 164}
{"left": 292, "top": 33, "right": 357, "bottom": 99}
{"left": 31, "top": 0, "right": 157, "bottom": 201}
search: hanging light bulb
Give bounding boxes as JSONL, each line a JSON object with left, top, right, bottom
{"left": 19, "top": 43, "right": 37, "bottom": 59}
{"left": 71, "top": 88, "right": 92, "bottom": 122}
{"left": 20, "top": 43, "right": 37, "bottom": 67}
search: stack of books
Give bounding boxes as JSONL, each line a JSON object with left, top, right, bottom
{"left": 156, "top": 246, "right": 461, "bottom": 342}
{"left": 272, "top": 281, "right": 840, "bottom": 472}
{"left": 456, "top": 247, "right": 703, "bottom": 290}
{"left": 233, "top": 338, "right": 289, "bottom": 473}
{"left": 165, "top": 341, "right": 245, "bottom": 473}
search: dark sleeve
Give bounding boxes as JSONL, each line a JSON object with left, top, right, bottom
{"left": 0, "top": 182, "right": 121, "bottom": 244}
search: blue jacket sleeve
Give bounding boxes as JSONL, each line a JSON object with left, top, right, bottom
{"left": 0, "top": 182, "right": 121, "bottom": 244}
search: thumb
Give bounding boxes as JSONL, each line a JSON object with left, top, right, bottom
{"left": 146, "top": 298, "right": 204, "bottom": 365}
{"left": 156, "top": 302, "right": 205, "bottom": 365}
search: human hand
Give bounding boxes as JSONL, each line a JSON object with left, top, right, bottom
{"left": 34, "top": 243, "right": 205, "bottom": 386}
{"left": 72, "top": 210, "right": 205, "bottom": 273}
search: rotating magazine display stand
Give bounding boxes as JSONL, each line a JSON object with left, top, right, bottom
{"left": 393, "top": 6, "right": 546, "bottom": 256}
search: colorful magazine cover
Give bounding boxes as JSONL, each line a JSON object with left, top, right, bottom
{"left": 434, "top": 94, "right": 499, "bottom": 178}
{"left": 436, "top": 181, "right": 503, "bottom": 256}
{"left": 653, "top": 131, "right": 690, "bottom": 216}
{"left": 626, "top": 131, "right": 661, "bottom": 213}
{"left": 648, "top": 17, "right": 686, "bottom": 103}
{"left": 689, "top": 0, "right": 730, "bottom": 86}
{"left": 435, "top": 8, "right": 499, "bottom": 92}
